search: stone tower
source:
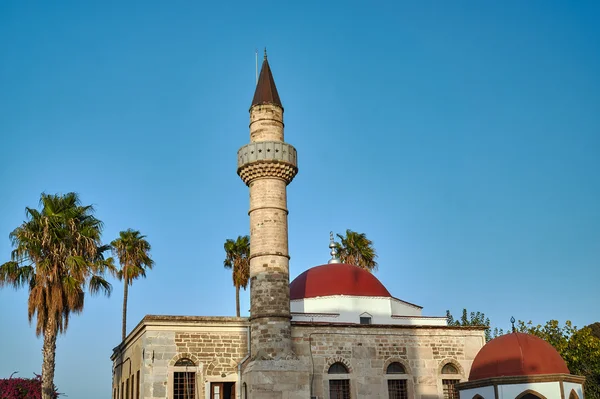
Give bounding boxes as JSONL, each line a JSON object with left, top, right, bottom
{"left": 237, "top": 51, "right": 297, "bottom": 359}
{"left": 237, "top": 52, "right": 309, "bottom": 397}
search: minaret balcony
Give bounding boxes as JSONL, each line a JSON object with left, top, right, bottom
{"left": 237, "top": 141, "right": 298, "bottom": 185}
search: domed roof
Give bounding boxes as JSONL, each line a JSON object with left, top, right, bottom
{"left": 469, "top": 332, "right": 570, "bottom": 381}
{"left": 290, "top": 263, "right": 391, "bottom": 300}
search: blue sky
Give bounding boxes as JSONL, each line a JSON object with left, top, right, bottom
{"left": 1, "top": 1, "right": 599, "bottom": 398}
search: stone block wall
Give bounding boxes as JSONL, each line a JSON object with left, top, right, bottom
{"left": 111, "top": 316, "right": 249, "bottom": 399}
{"left": 174, "top": 330, "right": 248, "bottom": 379}
{"left": 291, "top": 324, "right": 486, "bottom": 399}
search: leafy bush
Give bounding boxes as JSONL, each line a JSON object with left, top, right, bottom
{"left": 0, "top": 373, "right": 59, "bottom": 399}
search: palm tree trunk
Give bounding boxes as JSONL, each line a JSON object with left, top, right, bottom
{"left": 235, "top": 285, "right": 240, "bottom": 317}
{"left": 42, "top": 314, "right": 57, "bottom": 399}
{"left": 122, "top": 272, "right": 128, "bottom": 341}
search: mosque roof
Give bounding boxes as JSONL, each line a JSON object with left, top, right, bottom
{"left": 469, "top": 332, "right": 570, "bottom": 381}
{"left": 289, "top": 263, "right": 392, "bottom": 300}
{"left": 251, "top": 51, "right": 282, "bottom": 108}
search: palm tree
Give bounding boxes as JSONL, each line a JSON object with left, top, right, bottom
{"left": 0, "top": 192, "right": 114, "bottom": 399}
{"left": 223, "top": 235, "right": 250, "bottom": 317}
{"left": 111, "top": 229, "right": 154, "bottom": 342}
{"left": 334, "top": 229, "right": 378, "bottom": 272}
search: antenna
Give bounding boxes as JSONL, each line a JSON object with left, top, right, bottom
{"left": 255, "top": 49, "right": 258, "bottom": 84}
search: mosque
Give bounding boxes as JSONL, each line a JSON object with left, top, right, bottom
{"left": 111, "top": 54, "right": 585, "bottom": 399}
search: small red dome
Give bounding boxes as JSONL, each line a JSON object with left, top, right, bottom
{"left": 469, "top": 332, "right": 570, "bottom": 381}
{"left": 289, "top": 263, "right": 391, "bottom": 300}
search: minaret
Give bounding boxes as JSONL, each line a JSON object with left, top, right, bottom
{"left": 237, "top": 51, "right": 298, "bottom": 359}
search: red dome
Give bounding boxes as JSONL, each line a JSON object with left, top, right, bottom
{"left": 469, "top": 332, "right": 570, "bottom": 381}
{"left": 289, "top": 263, "right": 391, "bottom": 300}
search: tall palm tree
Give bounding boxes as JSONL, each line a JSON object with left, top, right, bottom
{"left": 0, "top": 192, "right": 114, "bottom": 399}
{"left": 223, "top": 235, "right": 250, "bottom": 317}
{"left": 111, "top": 229, "right": 154, "bottom": 341}
{"left": 334, "top": 229, "right": 378, "bottom": 272}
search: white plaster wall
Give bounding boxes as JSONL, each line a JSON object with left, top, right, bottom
{"left": 290, "top": 295, "right": 449, "bottom": 325}
{"left": 390, "top": 298, "right": 422, "bottom": 316}
{"left": 563, "top": 382, "right": 584, "bottom": 399}
{"left": 291, "top": 295, "right": 434, "bottom": 320}
{"left": 291, "top": 313, "right": 446, "bottom": 326}
{"left": 498, "top": 382, "right": 561, "bottom": 399}
{"left": 460, "top": 385, "right": 495, "bottom": 399}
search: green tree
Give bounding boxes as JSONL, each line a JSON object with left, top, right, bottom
{"left": 0, "top": 193, "right": 114, "bottom": 399}
{"left": 446, "top": 309, "right": 497, "bottom": 341}
{"left": 223, "top": 235, "right": 250, "bottom": 317}
{"left": 588, "top": 322, "right": 600, "bottom": 340}
{"left": 111, "top": 229, "right": 154, "bottom": 341}
{"left": 515, "top": 320, "right": 600, "bottom": 399}
{"left": 334, "top": 229, "right": 378, "bottom": 272}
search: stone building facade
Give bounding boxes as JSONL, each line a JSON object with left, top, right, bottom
{"left": 111, "top": 53, "right": 488, "bottom": 399}
{"left": 112, "top": 317, "right": 485, "bottom": 399}
{"left": 112, "top": 316, "right": 248, "bottom": 399}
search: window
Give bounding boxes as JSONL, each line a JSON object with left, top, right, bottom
{"left": 388, "top": 380, "right": 407, "bottom": 399}
{"left": 328, "top": 362, "right": 350, "bottom": 399}
{"left": 442, "top": 364, "right": 459, "bottom": 374}
{"left": 569, "top": 391, "right": 579, "bottom": 399}
{"left": 517, "top": 393, "right": 545, "bottom": 399}
{"left": 386, "top": 362, "right": 408, "bottom": 399}
{"left": 442, "top": 379, "right": 460, "bottom": 399}
{"left": 173, "top": 358, "right": 196, "bottom": 399}
{"left": 175, "top": 358, "right": 195, "bottom": 367}
{"left": 330, "top": 379, "right": 350, "bottom": 399}
{"left": 174, "top": 372, "right": 195, "bottom": 399}
{"left": 441, "top": 362, "right": 460, "bottom": 399}
{"left": 359, "top": 312, "right": 372, "bottom": 325}
{"left": 136, "top": 370, "right": 140, "bottom": 399}
{"left": 328, "top": 362, "right": 349, "bottom": 374}
{"left": 386, "top": 362, "right": 406, "bottom": 374}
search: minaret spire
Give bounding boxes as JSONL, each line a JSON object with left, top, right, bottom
{"left": 251, "top": 50, "right": 282, "bottom": 108}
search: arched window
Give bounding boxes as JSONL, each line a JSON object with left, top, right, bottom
{"left": 175, "top": 358, "right": 195, "bottom": 367}
{"left": 328, "top": 362, "right": 349, "bottom": 374}
{"left": 172, "top": 358, "right": 196, "bottom": 399}
{"left": 442, "top": 363, "right": 459, "bottom": 374}
{"left": 386, "top": 362, "right": 406, "bottom": 374}
{"left": 569, "top": 390, "right": 579, "bottom": 399}
{"left": 473, "top": 395, "right": 484, "bottom": 399}
{"left": 441, "top": 363, "right": 460, "bottom": 399}
{"left": 328, "top": 362, "right": 350, "bottom": 399}
{"left": 387, "top": 362, "right": 408, "bottom": 399}
{"left": 515, "top": 390, "right": 546, "bottom": 399}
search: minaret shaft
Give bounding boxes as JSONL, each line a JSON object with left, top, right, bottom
{"left": 238, "top": 100, "right": 297, "bottom": 359}
{"left": 250, "top": 105, "right": 284, "bottom": 142}
{"left": 238, "top": 54, "right": 310, "bottom": 399}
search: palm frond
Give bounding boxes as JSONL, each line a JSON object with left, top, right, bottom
{"left": 0, "top": 261, "right": 35, "bottom": 289}
{"left": 89, "top": 275, "right": 112, "bottom": 296}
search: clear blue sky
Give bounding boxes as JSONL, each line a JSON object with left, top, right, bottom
{"left": 1, "top": 1, "right": 599, "bottom": 398}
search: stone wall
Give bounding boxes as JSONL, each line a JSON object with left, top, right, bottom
{"left": 291, "top": 323, "right": 486, "bottom": 399}
{"left": 111, "top": 316, "right": 249, "bottom": 399}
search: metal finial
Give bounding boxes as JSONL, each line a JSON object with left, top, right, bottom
{"left": 264, "top": 47, "right": 267, "bottom": 60}
{"left": 510, "top": 316, "right": 516, "bottom": 333}
{"left": 328, "top": 231, "right": 340, "bottom": 264}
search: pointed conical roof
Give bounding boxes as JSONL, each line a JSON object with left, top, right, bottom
{"left": 251, "top": 53, "right": 282, "bottom": 108}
